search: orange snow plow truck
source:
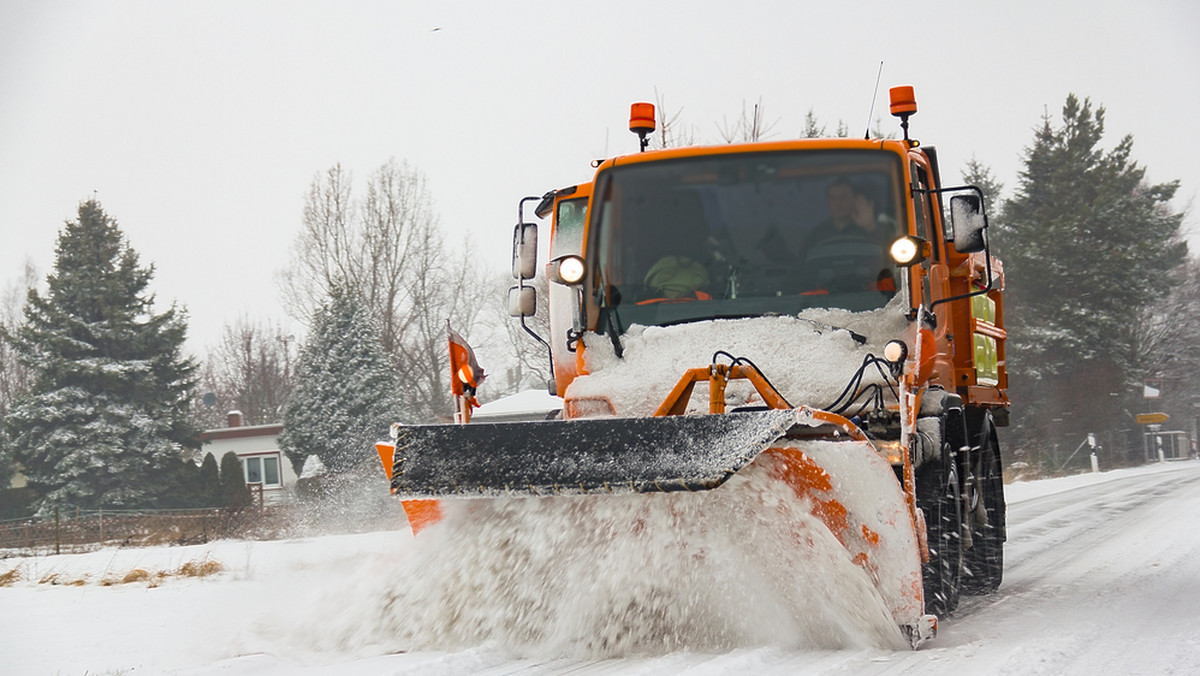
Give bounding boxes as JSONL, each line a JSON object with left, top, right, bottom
{"left": 375, "top": 86, "right": 1008, "bottom": 648}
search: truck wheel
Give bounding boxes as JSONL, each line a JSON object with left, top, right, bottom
{"left": 962, "top": 433, "right": 1004, "bottom": 593}
{"left": 917, "top": 456, "right": 962, "bottom": 617}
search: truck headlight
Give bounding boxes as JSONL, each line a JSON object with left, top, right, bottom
{"left": 549, "top": 255, "right": 586, "bottom": 285}
{"left": 883, "top": 339, "right": 908, "bottom": 364}
{"left": 890, "top": 236, "right": 929, "bottom": 267}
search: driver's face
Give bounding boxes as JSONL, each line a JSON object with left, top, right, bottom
{"left": 827, "top": 184, "right": 854, "bottom": 224}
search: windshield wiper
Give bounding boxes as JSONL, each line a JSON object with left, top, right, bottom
{"left": 797, "top": 318, "right": 867, "bottom": 344}
{"left": 595, "top": 273, "right": 625, "bottom": 358}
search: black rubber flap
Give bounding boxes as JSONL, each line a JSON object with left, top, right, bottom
{"left": 390, "top": 409, "right": 798, "bottom": 497}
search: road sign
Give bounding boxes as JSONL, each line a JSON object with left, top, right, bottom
{"left": 1136, "top": 412, "right": 1170, "bottom": 425}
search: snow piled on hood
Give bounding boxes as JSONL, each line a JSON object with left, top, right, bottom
{"left": 567, "top": 294, "right": 911, "bottom": 417}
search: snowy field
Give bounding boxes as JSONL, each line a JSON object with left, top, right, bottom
{"left": 3, "top": 459, "right": 1199, "bottom": 675}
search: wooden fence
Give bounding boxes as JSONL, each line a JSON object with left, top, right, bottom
{"left": 0, "top": 506, "right": 292, "bottom": 556}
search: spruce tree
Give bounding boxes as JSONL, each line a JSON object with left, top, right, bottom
{"left": 960, "top": 156, "right": 1005, "bottom": 219}
{"left": 2, "top": 200, "right": 201, "bottom": 511}
{"left": 998, "top": 95, "right": 1186, "bottom": 465}
{"left": 218, "top": 451, "right": 251, "bottom": 508}
{"left": 162, "top": 456, "right": 205, "bottom": 508}
{"left": 0, "top": 428, "right": 12, "bottom": 490}
{"left": 279, "top": 283, "right": 401, "bottom": 474}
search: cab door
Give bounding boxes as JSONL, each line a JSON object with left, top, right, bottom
{"left": 547, "top": 183, "right": 592, "bottom": 395}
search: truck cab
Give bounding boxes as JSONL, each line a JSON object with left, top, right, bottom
{"left": 534, "top": 140, "right": 1006, "bottom": 419}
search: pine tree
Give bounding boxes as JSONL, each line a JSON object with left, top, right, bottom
{"left": 0, "top": 428, "right": 12, "bottom": 490}
{"left": 279, "top": 283, "right": 401, "bottom": 474}
{"left": 219, "top": 450, "right": 251, "bottom": 508}
{"left": 2, "top": 200, "right": 201, "bottom": 511}
{"left": 960, "top": 156, "right": 1005, "bottom": 220}
{"left": 998, "top": 95, "right": 1186, "bottom": 466}
{"left": 162, "top": 456, "right": 205, "bottom": 508}
{"left": 1, "top": 266, "right": 37, "bottom": 487}
{"left": 800, "top": 108, "right": 825, "bottom": 139}
{"left": 198, "top": 452, "right": 222, "bottom": 507}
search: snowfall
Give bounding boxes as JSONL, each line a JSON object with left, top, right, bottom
{"left": 3, "top": 457, "right": 1199, "bottom": 675}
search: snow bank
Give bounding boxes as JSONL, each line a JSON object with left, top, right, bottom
{"left": 3, "top": 461, "right": 1199, "bottom": 673}
{"left": 1005, "top": 458, "right": 1194, "bottom": 503}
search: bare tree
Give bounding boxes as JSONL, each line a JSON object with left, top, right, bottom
{"left": 0, "top": 261, "right": 38, "bottom": 421}
{"left": 279, "top": 159, "right": 491, "bottom": 422}
{"left": 474, "top": 273, "right": 552, "bottom": 397}
{"left": 1128, "top": 257, "right": 1200, "bottom": 425}
{"left": 392, "top": 223, "right": 490, "bottom": 421}
{"left": 360, "top": 160, "right": 435, "bottom": 357}
{"left": 279, "top": 163, "right": 356, "bottom": 327}
{"left": 652, "top": 88, "right": 699, "bottom": 149}
{"left": 193, "top": 317, "right": 296, "bottom": 429}
{"left": 716, "top": 97, "right": 779, "bottom": 144}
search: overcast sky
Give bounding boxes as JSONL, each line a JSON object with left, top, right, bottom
{"left": 2, "top": 0, "right": 1198, "bottom": 356}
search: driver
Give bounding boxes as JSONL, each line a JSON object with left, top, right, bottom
{"left": 803, "top": 177, "right": 893, "bottom": 249}
{"left": 799, "top": 177, "right": 896, "bottom": 292}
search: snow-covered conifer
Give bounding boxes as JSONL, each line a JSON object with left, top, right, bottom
{"left": 279, "top": 283, "right": 401, "bottom": 474}
{"left": 998, "top": 95, "right": 1186, "bottom": 464}
{"left": 2, "top": 200, "right": 201, "bottom": 512}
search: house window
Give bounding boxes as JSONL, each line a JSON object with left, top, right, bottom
{"left": 263, "top": 456, "right": 280, "bottom": 486}
{"left": 242, "top": 454, "right": 282, "bottom": 488}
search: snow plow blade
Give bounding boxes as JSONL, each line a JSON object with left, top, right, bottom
{"left": 383, "top": 408, "right": 823, "bottom": 498}
{"left": 375, "top": 409, "right": 936, "bottom": 648}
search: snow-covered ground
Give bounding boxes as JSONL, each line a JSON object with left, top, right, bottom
{"left": 3, "top": 459, "right": 1199, "bottom": 675}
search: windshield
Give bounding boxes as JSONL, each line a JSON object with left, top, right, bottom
{"left": 589, "top": 149, "right": 906, "bottom": 333}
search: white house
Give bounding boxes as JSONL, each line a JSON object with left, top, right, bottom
{"left": 201, "top": 411, "right": 296, "bottom": 505}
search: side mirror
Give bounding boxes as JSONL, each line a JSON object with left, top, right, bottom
{"left": 507, "top": 285, "right": 537, "bottom": 318}
{"left": 511, "top": 222, "right": 538, "bottom": 280}
{"left": 949, "top": 194, "right": 987, "bottom": 254}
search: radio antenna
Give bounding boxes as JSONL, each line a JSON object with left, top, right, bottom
{"left": 864, "top": 61, "right": 884, "bottom": 139}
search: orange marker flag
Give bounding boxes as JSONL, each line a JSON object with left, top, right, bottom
{"left": 448, "top": 321, "right": 486, "bottom": 398}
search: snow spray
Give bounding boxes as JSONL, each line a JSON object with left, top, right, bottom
{"left": 313, "top": 453, "right": 906, "bottom": 658}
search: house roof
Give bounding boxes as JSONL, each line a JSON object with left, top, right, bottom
{"left": 200, "top": 423, "right": 284, "bottom": 442}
